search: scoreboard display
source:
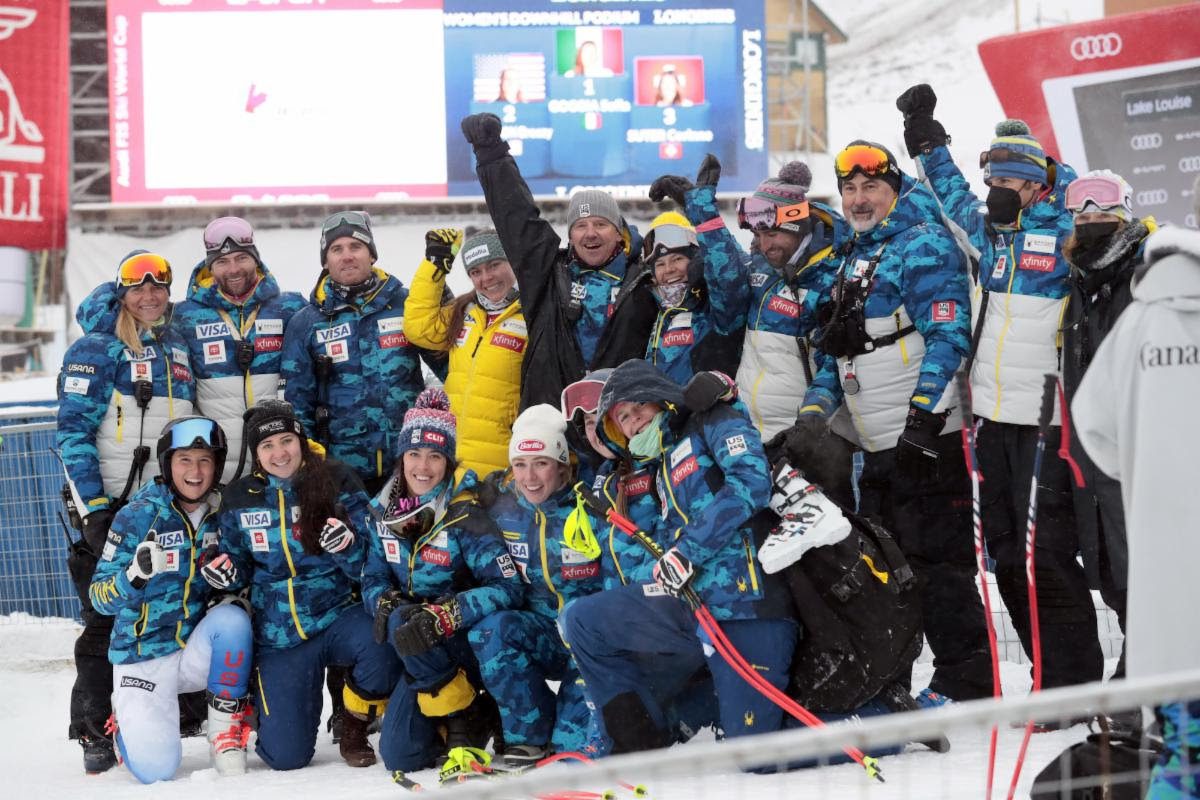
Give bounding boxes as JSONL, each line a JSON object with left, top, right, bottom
{"left": 106, "top": 0, "right": 766, "bottom": 204}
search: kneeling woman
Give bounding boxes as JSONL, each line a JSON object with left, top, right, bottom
{"left": 472, "top": 405, "right": 608, "bottom": 768}
{"left": 362, "top": 389, "right": 522, "bottom": 784}
{"left": 89, "top": 417, "right": 253, "bottom": 783}
{"left": 206, "top": 400, "right": 401, "bottom": 770}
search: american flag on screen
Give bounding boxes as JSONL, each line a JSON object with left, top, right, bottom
{"left": 472, "top": 53, "right": 547, "bottom": 103}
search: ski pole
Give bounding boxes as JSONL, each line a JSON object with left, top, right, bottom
{"left": 956, "top": 369, "right": 1001, "bottom": 800}
{"left": 575, "top": 485, "right": 885, "bottom": 783}
{"left": 1005, "top": 374, "right": 1059, "bottom": 800}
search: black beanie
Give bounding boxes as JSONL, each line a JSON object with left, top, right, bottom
{"left": 244, "top": 400, "right": 305, "bottom": 456}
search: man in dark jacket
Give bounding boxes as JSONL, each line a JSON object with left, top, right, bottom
{"left": 460, "top": 113, "right": 659, "bottom": 411}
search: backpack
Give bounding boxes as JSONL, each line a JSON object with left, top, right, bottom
{"left": 1031, "top": 730, "right": 1162, "bottom": 800}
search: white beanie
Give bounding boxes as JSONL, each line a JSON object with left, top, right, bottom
{"left": 509, "top": 404, "right": 570, "bottom": 464}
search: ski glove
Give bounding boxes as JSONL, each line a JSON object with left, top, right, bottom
{"left": 648, "top": 153, "right": 722, "bottom": 206}
{"left": 373, "top": 589, "right": 408, "bottom": 645}
{"left": 425, "top": 228, "right": 463, "bottom": 276}
{"left": 319, "top": 517, "right": 355, "bottom": 554}
{"left": 126, "top": 536, "right": 167, "bottom": 589}
{"left": 392, "top": 599, "right": 462, "bottom": 657}
{"left": 201, "top": 553, "right": 239, "bottom": 590}
{"left": 764, "top": 414, "right": 829, "bottom": 473}
{"left": 683, "top": 370, "right": 737, "bottom": 413}
{"left": 895, "top": 84, "right": 948, "bottom": 157}
{"left": 895, "top": 406, "right": 947, "bottom": 485}
{"left": 81, "top": 507, "right": 116, "bottom": 553}
{"left": 653, "top": 547, "right": 695, "bottom": 598}
{"left": 460, "top": 113, "right": 510, "bottom": 167}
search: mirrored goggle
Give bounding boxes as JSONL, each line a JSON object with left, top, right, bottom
{"left": 117, "top": 253, "right": 173, "bottom": 288}
{"left": 165, "top": 417, "right": 222, "bottom": 451}
{"left": 203, "top": 217, "right": 255, "bottom": 252}
{"left": 1066, "top": 177, "right": 1126, "bottom": 212}
{"left": 736, "top": 197, "right": 811, "bottom": 231}
{"left": 978, "top": 147, "right": 1042, "bottom": 169}
{"left": 322, "top": 210, "right": 371, "bottom": 233}
{"left": 561, "top": 378, "right": 605, "bottom": 419}
{"left": 643, "top": 224, "right": 698, "bottom": 262}
{"left": 834, "top": 144, "right": 894, "bottom": 180}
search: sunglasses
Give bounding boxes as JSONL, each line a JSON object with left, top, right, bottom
{"left": 117, "top": 253, "right": 172, "bottom": 288}
{"left": 1066, "top": 176, "right": 1127, "bottom": 213}
{"left": 642, "top": 223, "right": 698, "bottom": 263}
{"left": 978, "top": 148, "right": 1043, "bottom": 170}
{"left": 164, "top": 417, "right": 224, "bottom": 452}
{"left": 203, "top": 217, "right": 255, "bottom": 252}
{"left": 834, "top": 144, "right": 897, "bottom": 181}
{"left": 322, "top": 210, "right": 372, "bottom": 233}
{"left": 736, "top": 197, "right": 811, "bottom": 231}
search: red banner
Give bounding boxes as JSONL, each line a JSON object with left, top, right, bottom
{"left": 0, "top": 1, "right": 69, "bottom": 250}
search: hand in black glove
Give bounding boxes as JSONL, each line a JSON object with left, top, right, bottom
{"left": 648, "top": 174, "right": 693, "bottom": 206}
{"left": 683, "top": 370, "right": 737, "bottom": 412}
{"left": 895, "top": 83, "right": 948, "bottom": 158}
{"left": 392, "top": 599, "right": 462, "bottom": 657}
{"left": 694, "top": 153, "right": 721, "bottom": 188}
{"left": 424, "top": 228, "right": 463, "bottom": 276}
{"left": 764, "top": 414, "right": 829, "bottom": 472}
{"left": 201, "top": 553, "right": 239, "bottom": 590}
{"left": 81, "top": 507, "right": 115, "bottom": 553}
{"left": 318, "top": 517, "right": 355, "bottom": 554}
{"left": 895, "top": 405, "right": 947, "bottom": 484}
{"left": 652, "top": 547, "right": 695, "bottom": 598}
{"left": 126, "top": 535, "right": 166, "bottom": 590}
{"left": 373, "top": 589, "right": 408, "bottom": 645}
{"left": 460, "top": 113, "right": 510, "bottom": 166}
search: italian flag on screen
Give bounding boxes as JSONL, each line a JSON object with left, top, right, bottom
{"left": 556, "top": 27, "right": 623, "bottom": 75}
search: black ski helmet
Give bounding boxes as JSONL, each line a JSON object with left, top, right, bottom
{"left": 156, "top": 416, "right": 228, "bottom": 494}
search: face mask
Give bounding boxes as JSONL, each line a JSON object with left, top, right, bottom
{"left": 652, "top": 282, "right": 688, "bottom": 309}
{"left": 476, "top": 286, "right": 519, "bottom": 313}
{"left": 628, "top": 411, "right": 665, "bottom": 459}
{"left": 986, "top": 186, "right": 1023, "bottom": 226}
{"left": 1073, "top": 221, "right": 1120, "bottom": 249}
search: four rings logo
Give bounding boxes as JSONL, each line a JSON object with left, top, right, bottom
{"left": 1070, "top": 33, "right": 1121, "bottom": 60}
{"left": 1136, "top": 189, "right": 1169, "bottom": 206}
{"left": 1130, "top": 133, "right": 1162, "bottom": 151}
{"left": 1179, "top": 155, "right": 1200, "bottom": 173}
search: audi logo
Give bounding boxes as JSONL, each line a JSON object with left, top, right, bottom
{"left": 1070, "top": 33, "right": 1122, "bottom": 60}
{"left": 1180, "top": 155, "right": 1200, "bottom": 173}
{"left": 1136, "top": 189, "right": 1168, "bottom": 206}
{"left": 1130, "top": 133, "right": 1162, "bottom": 151}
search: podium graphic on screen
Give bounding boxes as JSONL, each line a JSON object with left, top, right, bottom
{"left": 471, "top": 52, "right": 551, "bottom": 177}
{"left": 630, "top": 57, "right": 710, "bottom": 173}
{"left": 548, "top": 27, "right": 631, "bottom": 177}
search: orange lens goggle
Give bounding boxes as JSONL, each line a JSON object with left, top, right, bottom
{"left": 834, "top": 144, "right": 894, "bottom": 180}
{"left": 116, "top": 253, "right": 172, "bottom": 288}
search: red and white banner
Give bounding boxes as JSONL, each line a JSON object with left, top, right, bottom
{"left": 0, "top": 1, "right": 70, "bottom": 249}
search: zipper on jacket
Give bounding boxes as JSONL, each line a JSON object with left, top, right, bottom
{"left": 276, "top": 490, "right": 308, "bottom": 640}
{"left": 535, "top": 509, "right": 565, "bottom": 613}
{"left": 115, "top": 391, "right": 125, "bottom": 443}
{"left": 742, "top": 535, "right": 760, "bottom": 593}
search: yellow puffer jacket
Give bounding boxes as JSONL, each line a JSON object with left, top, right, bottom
{"left": 403, "top": 260, "right": 526, "bottom": 478}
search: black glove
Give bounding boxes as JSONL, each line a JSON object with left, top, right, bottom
{"left": 392, "top": 600, "right": 462, "bottom": 657}
{"left": 652, "top": 547, "right": 695, "bottom": 598}
{"left": 895, "top": 406, "right": 947, "bottom": 484}
{"left": 895, "top": 84, "right": 948, "bottom": 158}
{"left": 460, "top": 113, "right": 510, "bottom": 167}
{"left": 764, "top": 414, "right": 829, "bottom": 472}
{"left": 424, "top": 228, "right": 463, "bottom": 276}
{"left": 683, "top": 370, "right": 737, "bottom": 412}
{"left": 373, "top": 589, "right": 407, "bottom": 645}
{"left": 318, "top": 517, "right": 355, "bottom": 554}
{"left": 81, "top": 507, "right": 115, "bottom": 553}
{"left": 201, "top": 553, "right": 239, "bottom": 590}
{"left": 126, "top": 535, "right": 166, "bottom": 590}
{"left": 648, "top": 174, "right": 692, "bottom": 207}
{"left": 694, "top": 153, "right": 721, "bottom": 188}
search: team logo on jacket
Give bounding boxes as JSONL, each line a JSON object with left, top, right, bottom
{"left": 379, "top": 332, "right": 408, "bottom": 349}
{"left": 991, "top": 254, "right": 1007, "bottom": 280}
{"left": 505, "top": 541, "right": 529, "bottom": 560}
{"left": 420, "top": 545, "right": 451, "bottom": 567}
{"left": 669, "top": 439, "right": 693, "bottom": 468}
{"left": 561, "top": 547, "right": 594, "bottom": 565}
{"left": 250, "top": 529, "right": 269, "bottom": 552}
{"left": 325, "top": 340, "right": 349, "bottom": 363}
{"left": 204, "top": 340, "right": 227, "bottom": 365}
{"left": 496, "top": 554, "right": 517, "bottom": 578}
{"left": 63, "top": 376, "right": 90, "bottom": 395}
{"left": 316, "top": 323, "right": 352, "bottom": 344}
{"left": 131, "top": 361, "right": 153, "bottom": 382}
{"left": 255, "top": 319, "right": 284, "bottom": 336}
{"left": 171, "top": 361, "right": 192, "bottom": 382}
{"left": 623, "top": 473, "right": 652, "bottom": 496}
{"left": 123, "top": 347, "right": 156, "bottom": 361}
{"left": 671, "top": 455, "right": 699, "bottom": 485}
{"left": 767, "top": 294, "right": 799, "bottom": 318}
{"left": 120, "top": 676, "right": 157, "bottom": 692}
{"left": 931, "top": 301, "right": 957, "bottom": 322}
{"left": 383, "top": 536, "right": 401, "bottom": 563}
{"left": 750, "top": 272, "right": 768, "bottom": 287}
{"left": 662, "top": 328, "right": 694, "bottom": 347}
{"left": 454, "top": 324, "right": 473, "bottom": 348}
{"left": 725, "top": 435, "right": 747, "bottom": 456}
{"left": 492, "top": 332, "right": 526, "bottom": 353}
{"left": 562, "top": 562, "right": 600, "bottom": 580}
{"left": 240, "top": 511, "right": 271, "bottom": 528}
{"left": 195, "top": 322, "right": 231, "bottom": 340}
{"left": 1018, "top": 253, "right": 1056, "bottom": 272}
{"left": 156, "top": 530, "right": 186, "bottom": 548}
{"left": 163, "top": 550, "right": 180, "bottom": 572}
{"left": 1023, "top": 233, "right": 1056, "bottom": 254}
{"left": 255, "top": 336, "right": 283, "bottom": 353}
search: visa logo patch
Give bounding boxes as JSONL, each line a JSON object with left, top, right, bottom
{"left": 195, "top": 322, "right": 231, "bottom": 340}
{"left": 155, "top": 530, "right": 186, "bottom": 548}
{"left": 240, "top": 511, "right": 271, "bottom": 528}
{"left": 316, "top": 323, "right": 352, "bottom": 344}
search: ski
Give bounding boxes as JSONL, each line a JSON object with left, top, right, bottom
{"left": 389, "top": 769, "right": 424, "bottom": 791}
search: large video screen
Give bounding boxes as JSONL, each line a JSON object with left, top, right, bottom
{"left": 107, "top": 0, "right": 767, "bottom": 204}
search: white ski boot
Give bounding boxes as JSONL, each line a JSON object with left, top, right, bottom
{"left": 759, "top": 463, "right": 852, "bottom": 574}
{"left": 206, "top": 693, "right": 252, "bottom": 776}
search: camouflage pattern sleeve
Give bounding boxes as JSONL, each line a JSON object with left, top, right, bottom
{"left": 801, "top": 342, "right": 844, "bottom": 419}
{"left": 919, "top": 146, "right": 989, "bottom": 253}
{"left": 280, "top": 307, "right": 319, "bottom": 437}
{"left": 899, "top": 227, "right": 971, "bottom": 410}
{"left": 329, "top": 479, "right": 374, "bottom": 580}
{"left": 216, "top": 505, "right": 253, "bottom": 591}
{"left": 360, "top": 511, "right": 396, "bottom": 617}
{"left": 685, "top": 184, "right": 750, "bottom": 335}
{"left": 87, "top": 503, "right": 146, "bottom": 615}
{"left": 456, "top": 511, "right": 524, "bottom": 627}
{"left": 56, "top": 336, "right": 120, "bottom": 510}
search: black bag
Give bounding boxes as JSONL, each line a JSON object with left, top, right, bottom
{"left": 754, "top": 507, "right": 924, "bottom": 713}
{"left": 1031, "top": 731, "right": 1162, "bottom": 799}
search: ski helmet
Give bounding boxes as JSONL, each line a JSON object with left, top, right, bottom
{"left": 156, "top": 416, "right": 228, "bottom": 494}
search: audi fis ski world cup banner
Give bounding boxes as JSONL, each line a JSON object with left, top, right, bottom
{"left": 0, "top": 1, "right": 70, "bottom": 249}
{"left": 979, "top": 4, "right": 1200, "bottom": 229}
{"left": 106, "top": 0, "right": 767, "bottom": 204}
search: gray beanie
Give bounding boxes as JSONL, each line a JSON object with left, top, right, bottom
{"left": 566, "top": 190, "right": 622, "bottom": 231}
{"left": 461, "top": 229, "right": 507, "bottom": 270}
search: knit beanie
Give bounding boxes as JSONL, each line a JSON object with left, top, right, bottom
{"left": 245, "top": 399, "right": 305, "bottom": 455}
{"left": 509, "top": 404, "right": 570, "bottom": 464}
{"left": 566, "top": 190, "right": 622, "bottom": 232}
{"left": 320, "top": 210, "right": 378, "bottom": 266}
{"left": 461, "top": 229, "right": 507, "bottom": 271}
{"left": 984, "top": 120, "right": 1048, "bottom": 186}
{"left": 398, "top": 387, "right": 457, "bottom": 463}
{"left": 752, "top": 161, "right": 812, "bottom": 205}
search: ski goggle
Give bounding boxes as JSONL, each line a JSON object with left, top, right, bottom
{"left": 642, "top": 223, "right": 698, "bottom": 263}
{"left": 563, "top": 493, "right": 601, "bottom": 560}
{"left": 834, "top": 144, "right": 897, "bottom": 182}
{"left": 322, "top": 210, "right": 372, "bottom": 234}
{"left": 561, "top": 377, "right": 607, "bottom": 420}
{"left": 978, "top": 148, "right": 1043, "bottom": 170}
{"left": 116, "top": 252, "right": 173, "bottom": 288}
{"left": 1065, "top": 176, "right": 1128, "bottom": 212}
{"left": 736, "top": 196, "right": 811, "bottom": 231}
{"left": 203, "top": 217, "right": 255, "bottom": 253}
{"left": 162, "top": 417, "right": 224, "bottom": 452}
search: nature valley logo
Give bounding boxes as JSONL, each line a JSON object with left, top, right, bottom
{"left": 1139, "top": 341, "right": 1199, "bottom": 370}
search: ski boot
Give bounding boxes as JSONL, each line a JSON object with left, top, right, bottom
{"left": 339, "top": 711, "right": 378, "bottom": 767}
{"left": 501, "top": 743, "right": 548, "bottom": 771}
{"left": 80, "top": 734, "right": 117, "bottom": 775}
{"left": 877, "top": 682, "right": 951, "bottom": 752}
{"left": 207, "top": 692, "right": 252, "bottom": 776}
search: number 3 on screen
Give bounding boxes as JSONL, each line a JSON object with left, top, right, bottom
{"left": 662, "top": 107, "right": 677, "bottom": 126}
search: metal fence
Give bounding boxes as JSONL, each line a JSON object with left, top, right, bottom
{"left": 0, "top": 406, "right": 79, "bottom": 622}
